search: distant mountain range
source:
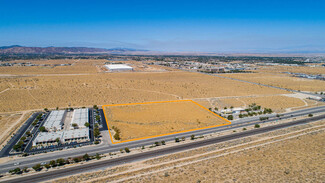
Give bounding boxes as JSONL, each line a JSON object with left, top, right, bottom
{"left": 0, "top": 45, "right": 148, "bottom": 54}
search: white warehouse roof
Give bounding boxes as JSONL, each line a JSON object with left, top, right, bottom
{"left": 43, "top": 110, "right": 65, "bottom": 131}
{"left": 63, "top": 128, "right": 90, "bottom": 140}
{"left": 33, "top": 131, "right": 64, "bottom": 145}
{"left": 71, "top": 108, "right": 89, "bottom": 129}
{"left": 105, "top": 64, "right": 133, "bottom": 70}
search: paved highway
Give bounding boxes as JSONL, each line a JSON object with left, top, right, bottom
{"left": 2, "top": 113, "right": 325, "bottom": 183}
{"left": 0, "top": 105, "right": 324, "bottom": 175}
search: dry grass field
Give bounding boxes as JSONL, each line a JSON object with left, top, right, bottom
{"left": 0, "top": 112, "right": 32, "bottom": 147}
{"left": 260, "top": 65, "right": 325, "bottom": 75}
{"left": 221, "top": 72, "right": 325, "bottom": 92}
{"left": 0, "top": 59, "right": 99, "bottom": 75}
{"left": 104, "top": 100, "right": 229, "bottom": 141}
{"left": 0, "top": 70, "right": 289, "bottom": 112}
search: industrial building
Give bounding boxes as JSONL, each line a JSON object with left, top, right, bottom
{"left": 70, "top": 108, "right": 89, "bottom": 129}
{"left": 43, "top": 110, "right": 66, "bottom": 132}
{"left": 33, "top": 128, "right": 90, "bottom": 146}
{"left": 105, "top": 64, "right": 133, "bottom": 72}
{"left": 33, "top": 131, "right": 64, "bottom": 146}
{"left": 62, "top": 128, "right": 90, "bottom": 143}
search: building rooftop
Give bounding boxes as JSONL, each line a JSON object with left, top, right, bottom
{"left": 71, "top": 108, "right": 89, "bottom": 129}
{"left": 63, "top": 128, "right": 90, "bottom": 140}
{"left": 43, "top": 110, "right": 65, "bottom": 131}
{"left": 105, "top": 64, "right": 133, "bottom": 70}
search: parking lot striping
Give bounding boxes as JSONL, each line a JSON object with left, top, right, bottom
{"left": 102, "top": 100, "right": 231, "bottom": 144}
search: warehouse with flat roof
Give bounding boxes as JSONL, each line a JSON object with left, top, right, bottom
{"left": 33, "top": 128, "right": 90, "bottom": 146}
{"left": 43, "top": 110, "right": 66, "bottom": 132}
{"left": 70, "top": 108, "right": 89, "bottom": 129}
{"left": 105, "top": 64, "right": 133, "bottom": 72}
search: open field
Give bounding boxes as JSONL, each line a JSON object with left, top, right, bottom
{"left": 0, "top": 112, "right": 32, "bottom": 147}
{"left": 259, "top": 65, "right": 325, "bottom": 75}
{"left": 220, "top": 72, "right": 325, "bottom": 92}
{"left": 0, "top": 71, "right": 290, "bottom": 112}
{"left": 104, "top": 100, "right": 229, "bottom": 142}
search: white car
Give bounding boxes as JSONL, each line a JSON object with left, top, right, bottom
{"left": 13, "top": 162, "right": 20, "bottom": 166}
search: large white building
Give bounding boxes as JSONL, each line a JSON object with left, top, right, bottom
{"left": 33, "top": 128, "right": 90, "bottom": 146}
{"left": 43, "top": 110, "right": 66, "bottom": 132}
{"left": 70, "top": 108, "right": 89, "bottom": 129}
{"left": 105, "top": 64, "right": 133, "bottom": 72}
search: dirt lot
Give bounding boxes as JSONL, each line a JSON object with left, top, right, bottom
{"left": 0, "top": 71, "right": 289, "bottom": 112}
{"left": 260, "top": 65, "right": 325, "bottom": 75}
{"left": 221, "top": 72, "right": 325, "bottom": 92}
{"left": 0, "top": 112, "right": 31, "bottom": 147}
{"left": 104, "top": 100, "right": 229, "bottom": 141}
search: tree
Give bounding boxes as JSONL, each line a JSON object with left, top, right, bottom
{"left": 208, "top": 108, "right": 212, "bottom": 111}
{"left": 95, "top": 115, "right": 100, "bottom": 121}
{"left": 95, "top": 153, "right": 101, "bottom": 160}
{"left": 32, "top": 164, "right": 42, "bottom": 171}
{"left": 227, "top": 115, "right": 233, "bottom": 120}
{"left": 32, "top": 121, "right": 37, "bottom": 126}
{"left": 214, "top": 107, "right": 218, "bottom": 111}
{"left": 72, "top": 123, "right": 78, "bottom": 128}
{"left": 9, "top": 167, "right": 21, "bottom": 174}
{"left": 94, "top": 128, "right": 101, "bottom": 138}
{"left": 93, "top": 105, "right": 98, "bottom": 109}
{"left": 49, "top": 160, "right": 56, "bottom": 167}
{"left": 125, "top": 147, "right": 130, "bottom": 153}
{"left": 191, "top": 135, "right": 195, "bottom": 140}
{"left": 239, "top": 114, "right": 243, "bottom": 118}
{"left": 308, "top": 113, "right": 313, "bottom": 117}
{"left": 230, "top": 106, "right": 234, "bottom": 110}
{"left": 44, "top": 108, "right": 48, "bottom": 112}
{"left": 243, "top": 128, "right": 247, "bottom": 131}
{"left": 56, "top": 158, "right": 65, "bottom": 166}
{"left": 83, "top": 153, "right": 90, "bottom": 161}
{"left": 44, "top": 164, "right": 51, "bottom": 169}
{"left": 175, "top": 138, "right": 180, "bottom": 142}
{"left": 26, "top": 131, "right": 31, "bottom": 136}
{"left": 55, "top": 138, "right": 60, "bottom": 144}
{"left": 84, "top": 122, "right": 90, "bottom": 127}
{"left": 20, "top": 136, "right": 26, "bottom": 141}
{"left": 154, "top": 142, "right": 160, "bottom": 146}
{"left": 254, "top": 124, "right": 260, "bottom": 128}
{"left": 39, "top": 126, "right": 47, "bottom": 132}
{"left": 22, "top": 167, "right": 29, "bottom": 173}
{"left": 56, "top": 107, "right": 59, "bottom": 110}
{"left": 161, "top": 140, "right": 166, "bottom": 145}
{"left": 224, "top": 107, "right": 227, "bottom": 110}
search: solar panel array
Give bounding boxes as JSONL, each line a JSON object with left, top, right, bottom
{"left": 43, "top": 110, "right": 65, "bottom": 131}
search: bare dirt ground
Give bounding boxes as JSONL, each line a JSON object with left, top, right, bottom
{"left": 260, "top": 65, "right": 325, "bottom": 75}
{"left": 221, "top": 72, "right": 325, "bottom": 92}
{"left": 105, "top": 100, "right": 228, "bottom": 141}
{"left": 51, "top": 120, "right": 325, "bottom": 183}
{"left": 0, "top": 70, "right": 289, "bottom": 112}
{"left": 0, "top": 111, "right": 32, "bottom": 147}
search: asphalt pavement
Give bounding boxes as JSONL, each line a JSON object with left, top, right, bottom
{"left": 3, "top": 113, "right": 325, "bottom": 183}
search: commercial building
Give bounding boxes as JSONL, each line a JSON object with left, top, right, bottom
{"left": 105, "top": 64, "right": 133, "bottom": 72}
{"left": 33, "top": 128, "right": 90, "bottom": 146}
{"left": 43, "top": 110, "right": 66, "bottom": 132}
{"left": 70, "top": 108, "right": 89, "bottom": 129}
{"left": 62, "top": 128, "right": 90, "bottom": 143}
{"left": 33, "top": 131, "right": 64, "bottom": 146}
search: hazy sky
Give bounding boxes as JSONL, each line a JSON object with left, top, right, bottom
{"left": 1, "top": 0, "right": 325, "bottom": 52}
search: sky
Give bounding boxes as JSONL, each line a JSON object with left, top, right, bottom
{"left": 0, "top": 0, "right": 325, "bottom": 53}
